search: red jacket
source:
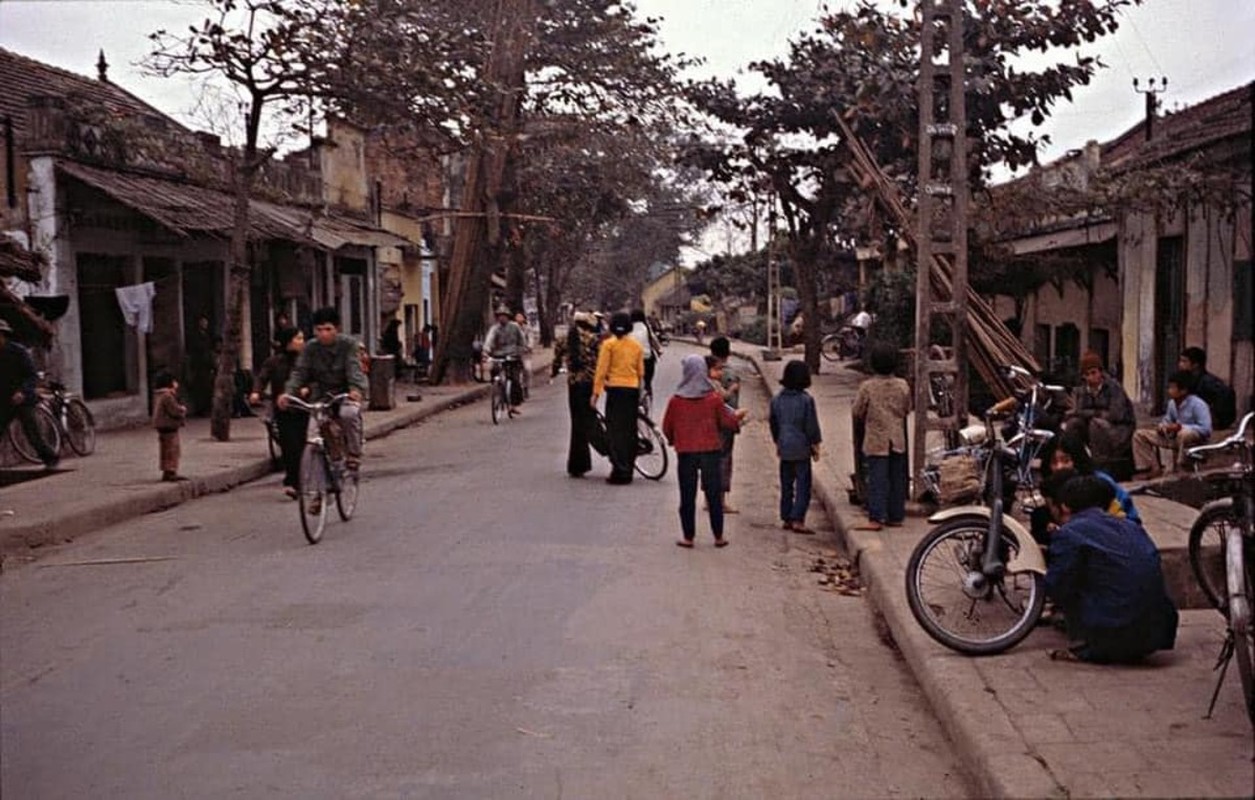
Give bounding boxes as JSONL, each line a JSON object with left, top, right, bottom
{"left": 662, "top": 392, "right": 740, "bottom": 453}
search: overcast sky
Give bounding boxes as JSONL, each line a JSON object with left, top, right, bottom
{"left": 2, "top": 0, "right": 1251, "bottom": 164}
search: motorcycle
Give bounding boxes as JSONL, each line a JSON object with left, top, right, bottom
{"left": 904, "top": 364, "right": 1065, "bottom": 655}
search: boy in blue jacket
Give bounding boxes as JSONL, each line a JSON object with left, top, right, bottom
{"left": 1042, "top": 472, "right": 1178, "bottom": 664}
{"left": 1132, "top": 370, "right": 1212, "bottom": 478}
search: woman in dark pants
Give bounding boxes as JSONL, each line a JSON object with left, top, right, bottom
{"left": 250, "top": 327, "right": 308, "bottom": 498}
{"left": 552, "top": 312, "right": 601, "bottom": 477}
{"left": 592, "top": 312, "right": 645, "bottom": 484}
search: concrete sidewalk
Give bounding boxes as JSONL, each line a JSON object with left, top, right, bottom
{"left": 0, "top": 349, "right": 552, "bottom": 563}
{"left": 722, "top": 339, "right": 1253, "bottom": 798}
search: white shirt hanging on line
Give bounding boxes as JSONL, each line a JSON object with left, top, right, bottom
{"left": 114, "top": 282, "right": 156, "bottom": 334}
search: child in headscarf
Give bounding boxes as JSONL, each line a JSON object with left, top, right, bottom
{"left": 662, "top": 354, "right": 747, "bottom": 548}
{"left": 770, "top": 360, "right": 823, "bottom": 533}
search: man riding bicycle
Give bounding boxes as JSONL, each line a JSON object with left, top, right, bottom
{"left": 482, "top": 304, "right": 527, "bottom": 415}
{"left": 279, "top": 307, "right": 368, "bottom": 471}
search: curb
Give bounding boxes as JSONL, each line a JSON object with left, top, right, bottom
{"left": 740, "top": 347, "right": 1066, "bottom": 799}
{"left": 1, "top": 370, "right": 528, "bottom": 558}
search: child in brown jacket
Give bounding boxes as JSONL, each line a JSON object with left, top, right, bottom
{"left": 152, "top": 371, "right": 188, "bottom": 482}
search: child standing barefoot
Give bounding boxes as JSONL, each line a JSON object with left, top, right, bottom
{"left": 152, "top": 371, "right": 188, "bottom": 482}
{"left": 662, "top": 354, "right": 746, "bottom": 548}
{"left": 852, "top": 343, "right": 911, "bottom": 530}
{"left": 770, "top": 360, "right": 823, "bottom": 534}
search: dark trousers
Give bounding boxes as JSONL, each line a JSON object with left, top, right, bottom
{"left": 719, "top": 430, "right": 736, "bottom": 493}
{"left": 605, "top": 387, "right": 639, "bottom": 481}
{"left": 566, "top": 381, "right": 594, "bottom": 476}
{"left": 1, "top": 403, "right": 58, "bottom": 464}
{"left": 866, "top": 450, "right": 907, "bottom": 524}
{"left": 779, "top": 458, "right": 812, "bottom": 523}
{"left": 643, "top": 358, "right": 656, "bottom": 397}
{"left": 276, "top": 410, "right": 308, "bottom": 488}
{"left": 158, "top": 430, "right": 180, "bottom": 474}
{"left": 678, "top": 450, "right": 723, "bottom": 540}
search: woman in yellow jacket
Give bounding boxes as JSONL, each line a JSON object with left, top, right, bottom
{"left": 592, "top": 311, "right": 645, "bottom": 484}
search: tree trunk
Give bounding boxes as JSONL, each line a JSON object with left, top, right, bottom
{"left": 429, "top": 0, "right": 535, "bottom": 384}
{"left": 209, "top": 101, "right": 262, "bottom": 441}
{"left": 791, "top": 236, "right": 822, "bottom": 375}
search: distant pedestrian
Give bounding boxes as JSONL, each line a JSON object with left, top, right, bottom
{"left": 709, "top": 336, "right": 741, "bottom": 513}
{"left": 1178, "top": 347, "right": 1236, "bottom": 430}
{"left": 380, "top": 318, "right": 403, "bottom": 361}
{"left": 152, "top": 370, "right": 188, "bottom": 482}
{"left": 552, "top": 311, "right": 601, "bottom": 477}
{"left": 852, "top": 343, "right": 910, "bottom": 531}
{"left": 592, "top": 311, "right": 644, "bottom": 484}
{"left": 662, "top": 354, "right": 747, "bottom": 548}
{"left": 770, "top": 360, "right": 822, "bottom": 534}
{"left": 629, "top": 308, "right": 662, "bottom": 397}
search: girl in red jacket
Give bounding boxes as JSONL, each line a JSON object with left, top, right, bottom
{"left": 662, "top": 354, "right": 748, "bottom": 548}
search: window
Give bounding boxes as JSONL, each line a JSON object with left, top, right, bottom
{"left": 1235, "top": 261, "right": 1253, "bottom": 342}
{"left": 1088, "top": 328, "right": 1110, "bottom": 370}
{"left": 1033, "top": 324, "right": 1052, "bottom": 367}
{"left": 1055, "top": 323, "right": 1081, "bottom": 378}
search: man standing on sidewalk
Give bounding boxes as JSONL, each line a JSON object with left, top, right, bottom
{"left": 0, "top": 319, "right": 59, "bottom": 468}
{"left": 710, "top": 336, "right": 741, "bottom": 514}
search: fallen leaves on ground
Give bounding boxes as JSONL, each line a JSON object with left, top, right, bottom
{"left": 809, "top": 554, "right": 863, "bottom": 596}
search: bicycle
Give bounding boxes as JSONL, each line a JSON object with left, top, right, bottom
{"left": 634, "top": 393, "right": 668, "bottom": 481}
{"left": 39, "top": 373, "right": 95, "bottom": 456}
{"left": 820, "top": 326, "right": 864, "bottom": 362}
{"left": 905, "top": 364, "right": 1061, "bottom": 655}
{"left": 7, "top": 402, "right": 61, "bottom": 464}
{"left": 1185, "top": 411, "right": 1254, "bottom": 725}
{"left": 488, "top": 356, "right": 522, "bottom": 425}
{"left": 281, "top": 394, "right": 360, "bottom": 545}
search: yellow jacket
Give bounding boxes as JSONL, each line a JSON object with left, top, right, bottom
{"left": 593, "top": 335, "right": 644, "bottom": 397}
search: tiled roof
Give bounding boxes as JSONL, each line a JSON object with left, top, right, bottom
{"left": 1100, "top": 82, "right": 1252, "bottom": 170}
{"left": 0, "top": 47, "right": 173, "bottom": 140}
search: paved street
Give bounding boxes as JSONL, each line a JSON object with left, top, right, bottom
{"left": 1, "top": 345, "right": 970, "bottom": 799}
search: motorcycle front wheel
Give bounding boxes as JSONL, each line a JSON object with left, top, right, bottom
{"left": 905, "top": 517, "right": 1046, "bottom": 655}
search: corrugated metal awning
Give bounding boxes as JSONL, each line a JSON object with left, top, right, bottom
{"left": 58, "top": 161, "right": 312, "bottom": 244}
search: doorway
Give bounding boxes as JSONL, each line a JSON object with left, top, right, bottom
{"left": 1154, "top": 236, "right": 1185, "bottom": 411}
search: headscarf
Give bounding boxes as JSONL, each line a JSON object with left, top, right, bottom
{"left": 675, "top": 354, "right": 714, "bottom": 399}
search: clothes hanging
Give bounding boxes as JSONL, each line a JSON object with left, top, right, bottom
{"left": 114, "top": 282, "right": 156, "bottom": 333}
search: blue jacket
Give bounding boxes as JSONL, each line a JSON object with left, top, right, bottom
{"left": 769, "top": 388, "right": 821, "bottom": 461}
{"left": 1162, "top": 394, "right": 1212, "bottom": 440}
{"left": 1046, "top": 508, "right": 1177, "bottom": 649}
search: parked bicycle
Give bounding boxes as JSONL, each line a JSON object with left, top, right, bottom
{"left": 1185, "top": 411, "right": 1254, "bottom": 725}
{"left": 41, "top": 374, "right": 95, "bottom": 457}
{"left": 6, "top": 401, "right": 60, "bottom": 464}
{"left": 820, "top": 325, "right": 865, "bottom": 362}
{"left": 281, "top": 393, "right": 360, "bottom": 545}
{"left": 634, "top": 393, "right": 668, "bottom": 481}
{"left": 488, "top": 356, "right": 523, "bottom": 424}
{"left": 905, "top": 364, "right": 1062, "bottom": 655}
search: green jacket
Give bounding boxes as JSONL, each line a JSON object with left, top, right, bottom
{"left": 285, "top": 334, "right": 368, "bottom": 398}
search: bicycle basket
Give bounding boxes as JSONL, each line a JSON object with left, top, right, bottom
{"left": 937, "top": 454, "right": 983, "bottom": 505}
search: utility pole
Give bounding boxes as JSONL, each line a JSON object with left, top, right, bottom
{"left": 1133, "top": 77, "right": 1168, "bottom": 141}
{"left": 764, "top": 192, "right": 783, "bottom": 360}
{"left": 913, "top": 0, "right": 970, "bottom": 498}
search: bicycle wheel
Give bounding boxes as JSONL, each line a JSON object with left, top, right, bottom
{"left": 1189, "top": 500, "right": 1236, "bottom": 614}
{"left": 491, "top": 378, "right": 503, "bottom": 424}
{"left": 64, "top": 398, "right": 96, "bottom": 456}
{"left": 905, "top": 517, "right": 1047, "bottom": 655}
{"left": 820, "top": 334, "right": 842, "bottom": 362}
{"left": 336, "top": 466, "right": 360, "bottom": 521}
{"left": 298, "top": 446, "right": 329, "bottom": 544}
{"left": 1224, "top": 537, "right": 1255, "bottom": 723}
{"left": 633, "top": 414, "right": 668, "bottom": 480}
{"left": 9, "top": 405, "right": 61, "bottom": 463}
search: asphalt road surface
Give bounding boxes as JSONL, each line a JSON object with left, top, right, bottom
{"left": 1, "top": 344, "right": 970, "bottom": 799}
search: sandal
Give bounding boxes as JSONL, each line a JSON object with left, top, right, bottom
{"left": 676, "top": 539, "right": 694, "bottom": 548}
{"left": 790, "top": 523, "right": 816, "bottom": 535}
{"left": 1048, "top": 648, "right": 1082, "bottom": 662}
{"left": 714, "top": 537, "right": 729, "bottom": 548}
{"left": 855, "top": 521, "right": 884, "bottom": 531}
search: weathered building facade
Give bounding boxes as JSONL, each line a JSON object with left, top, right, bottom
{"left": 993, "top": 82, "right": 1252, "bottom": 417}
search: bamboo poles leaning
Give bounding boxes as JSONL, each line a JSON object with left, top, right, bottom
{"left": 834, "top": 112, "right": 1039, "bottom": 400}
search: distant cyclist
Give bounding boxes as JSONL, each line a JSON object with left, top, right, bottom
{"left": 279, "top": 307, "right": 368, "bottom": 471}
{"left": 483, "top": 304, "right": 527, "bottom": 415}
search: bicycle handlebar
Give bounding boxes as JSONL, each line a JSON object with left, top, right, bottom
{"left": 1186, "top": 411, "right": 1254, "bottom": 460}
{"left": 279, "top": 393, "right": 352, "bottom": 413}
